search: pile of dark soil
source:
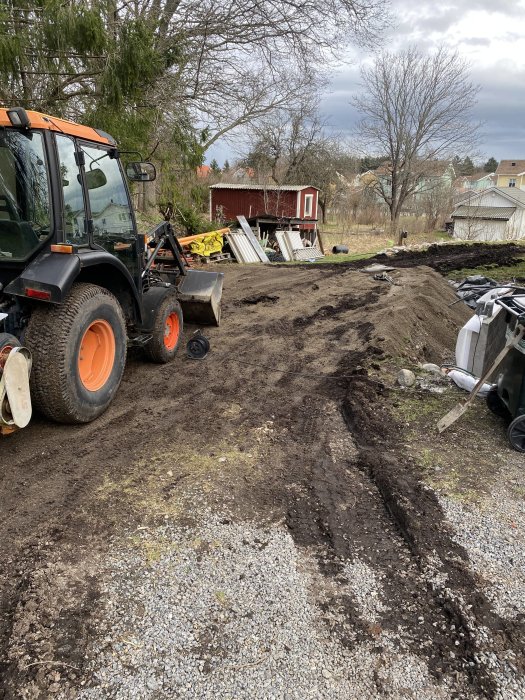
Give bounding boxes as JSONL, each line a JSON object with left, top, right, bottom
{"left": 297, "top": 241, "right": 524, "bottom": 275}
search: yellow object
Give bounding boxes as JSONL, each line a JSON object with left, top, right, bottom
{"left": 189, "top": 232, "right": 224, "bottom": 257}
{"left": 178, "top": 228, "right": 229, "bottom": 246}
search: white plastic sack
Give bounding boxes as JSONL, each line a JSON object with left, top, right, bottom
{"left": 446, "top": 369, "right": 494, "bottom": 397}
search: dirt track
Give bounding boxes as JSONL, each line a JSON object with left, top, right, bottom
{"left": 0, "top": 260, "right": 524, "bottom": 698}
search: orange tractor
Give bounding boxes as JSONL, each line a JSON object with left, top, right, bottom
{"left": 0, "top": 108, "right": 223, "bottom": 433}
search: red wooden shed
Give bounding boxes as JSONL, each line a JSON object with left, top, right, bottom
{"left": 209, "top": 184, "right": 319, "bottom": 230}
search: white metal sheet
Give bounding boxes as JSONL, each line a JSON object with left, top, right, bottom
{"left": 284, "top": 230, "right": 304, "bottom": 252}
{"left": 293, "top": 247, "right": 324, "bottom": 260}
{"left": 275, "top": 230, "right": 292, "bottom": 260}
{"left": 236, "top": 216, "right": 270, "bottom": 262}
{"left": 227, "top": 231, "right": 261, "bottom": 263}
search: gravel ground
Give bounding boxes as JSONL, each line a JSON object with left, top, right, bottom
{"left": 438, "top": 456, "right": 525, "bottom": 700}
{"left": 62, "top": 516, "right": 458, "bottom": 700}
{"left": 439, "top": 458, "right": 525, "bottom": 621}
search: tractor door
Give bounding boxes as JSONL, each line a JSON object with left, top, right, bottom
{"left": 79, "top": 142, "right": 141, "bottom": 286}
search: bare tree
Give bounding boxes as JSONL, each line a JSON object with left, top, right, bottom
{"left": 243, "top": 103, "right": 355, "bottom": 223}
{"left": 354, "top": 46, "right": 480, "bottom": 243}
{"left": 244, "top": 104, "right": 329, "bottom": 183}
{"left": 158, "top": 0, "right": 391, "bottom": 148}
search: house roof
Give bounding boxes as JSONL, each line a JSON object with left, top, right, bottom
{"left": 209, "top": 183, "right": 319, "bottom": 191}
{"left": 462, "top": 172, "right": 495, "bottom": 182}
{"left": 455, "top": 186, "right": 525, "bottom": 208}
{"left": 196, "top": 165, "right": 211, "bottom": 178}
{"left": 452, "top": 205, "right": 516, "bottom": 220}
{"left": 495, "top": 160, "right": 525, "bottom": 175}
{"left": 495, "top": 187, "right": 525, "bottom": 206}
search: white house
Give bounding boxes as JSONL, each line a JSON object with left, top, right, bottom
{"left": 451, "top": 187, "right": 525, "bottom": 241}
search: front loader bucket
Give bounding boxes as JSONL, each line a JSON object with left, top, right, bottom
{"left": 177, "top": 269, "right": 224, "bottom": 326}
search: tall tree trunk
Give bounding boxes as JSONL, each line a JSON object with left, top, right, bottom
{"left": 319, "top": 200, "right": 326, "bottom": 224}
{"left": 390, "top": 213, "right": 403, "bottom": 245}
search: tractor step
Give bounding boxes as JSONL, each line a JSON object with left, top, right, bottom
{"left": 128, "top": 333, "right": 153, "bottom": 347}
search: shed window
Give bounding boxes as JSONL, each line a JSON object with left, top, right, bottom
{"left": 304, "top": 193, "right": 314, "bottom": 217}
{"left": 509, "top": 178, "right": 516, "bottom": 188}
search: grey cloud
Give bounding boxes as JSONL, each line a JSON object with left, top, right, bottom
{"left": 467, "top": 0, "right": 525, "bottom": 16}
{"left": 394, "top": 0, "right": 524, "bottom": 15}
{"left": 387, "top": 0, "right": 525, "bottom": 38}
{"left": 462, "top": 37, "right": 491, "bottom": 47}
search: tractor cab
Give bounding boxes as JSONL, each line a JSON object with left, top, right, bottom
{"left": 0, "top": 127, "right": 52, "bottom": 262}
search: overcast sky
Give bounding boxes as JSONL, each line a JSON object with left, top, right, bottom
{"left": 207, "top": 0, "right": 525, "bottom": 166}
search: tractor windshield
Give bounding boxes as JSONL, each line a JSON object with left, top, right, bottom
{"left": 0, "top": 130, "right": 51, "bottom": 261}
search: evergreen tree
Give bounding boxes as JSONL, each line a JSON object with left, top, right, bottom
{"left": 210, "top": 159, "right": 221, "bottom": 174}
{"left": 460, "top": 156, "right": 474, "bottom": 175}
{"left": 484, "top": 157, "right": 498, "bottom": 173}
{"left": 360, "top": 156, "right": 384, "bottom": 172}
{"left": 223, "top": 160, "right": 230, "bottom": 171}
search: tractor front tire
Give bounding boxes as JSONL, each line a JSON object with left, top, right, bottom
{"left": 144, "top": 294, "right": 183, "bottom": 364}
{"left": 25, "top": 283, "right": 127, "bottom": 424}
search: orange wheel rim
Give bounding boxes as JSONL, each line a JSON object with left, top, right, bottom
{"left": 164, "top": 312, "right": 180, "bottom": 351}
{"left": 78, "top": 319, "right": 116, "bottom": 391}
{"left": 0, "top": 345, "right": 15, "bottom": 370}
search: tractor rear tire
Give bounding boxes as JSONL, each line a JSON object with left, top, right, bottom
{"left": 144, "top": 294, "right": 183, "bottom": 364}
{"left": 25, "top": 283, "right": 127, "bottom": 424}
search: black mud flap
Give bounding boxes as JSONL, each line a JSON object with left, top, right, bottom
{"left": 177, "top": 269, "right": 224, "bottom": 326}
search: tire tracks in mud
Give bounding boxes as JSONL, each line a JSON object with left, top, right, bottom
{"left": 287, "top": 360, "right": 525, "bottom": 699}
{"left": 268, "top": 299, "right": 524, "bottom": 698}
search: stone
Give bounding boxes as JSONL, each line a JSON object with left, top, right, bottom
{"left": 421, "top": 363, "right": 442, "bottom": 375}
{"left": 397, "top": 369, "right": 416, "bottom": 387}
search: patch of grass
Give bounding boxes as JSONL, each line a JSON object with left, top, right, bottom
{"left": 128, "top": 534, "right": 179, "bottom": 566}
{"left": 95, "top": 436, "right": 262, "bottom": 519}
{"left": 315, "top": 251, "right": 375, "bottom": 264}
{"left": 214, "top": 590, "right": 229, "bottom": 606}
{"left": 396, "top": 391, "right": 446, "bottom": 422}
{"left": 319, "top": 228, "right": 452, "bottom": 258}
{"left": 446, "top": 256, "right": 525, "bottom": 283}
{"left": 279, "top": 251, "right": 375, "bottom": 265}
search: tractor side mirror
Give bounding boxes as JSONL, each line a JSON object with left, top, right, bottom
{"left": 126, "top": 162, "right": 156, "bottom": 182}
{"left": 85, "top": 168, "right": 107, "bottom": 190}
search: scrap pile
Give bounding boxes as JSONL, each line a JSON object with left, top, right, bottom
{"left": 449, "top": 275, "right": 499, "bottom": 309}
{"left": 177, "top": 228, "right": 231, "bottom": 264}
{"left": 177, "top": 215, "right": 324, "bottom": 265}
{"left": 274, "top": 229, "right": 323, "bottom": 262}
{"left": 223, "top": 216, "right": 323, "bottom": 264}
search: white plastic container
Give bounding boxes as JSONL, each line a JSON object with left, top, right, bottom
{"left": 455, "top": 287, "right": 512, "bottom": 371}
{"left": 455, "top": 315, "right": 482, "bottom": 372}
